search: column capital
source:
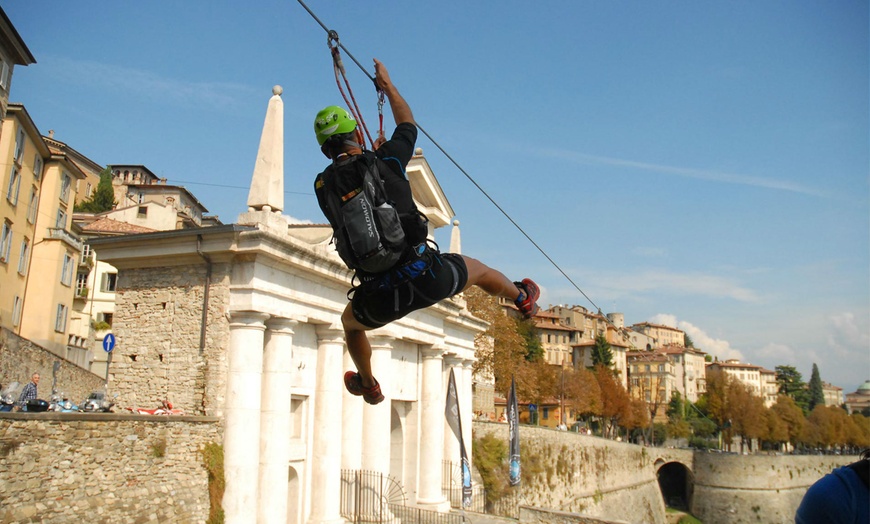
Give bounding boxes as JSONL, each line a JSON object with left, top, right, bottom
{"left": 443, "top": 353, "right": 463, "bottom": 367}
{"left": 315, "top": 324, "right": 345, "bottom": 344}
{"left": 461, "top": 358, "right": 475, "bottom": 369}
{"left": 227, "top": 311, "right": 270, "bottom": 329}
{"left": 421, "top": 346, "right": 446, "bottom": 360}
{"left": 265, "top": 317, "right": 298, "bottom": 334}
{"left": 368, "top": 335, "right": 394, "bottom": 351}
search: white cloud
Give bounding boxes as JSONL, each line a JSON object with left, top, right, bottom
{"left": 757, "top": 343, "right": 796, "bottom": 362}
{"left": 533, "top": 147, "right": 828, "bottom": 197}
{"left": 827, "top": 312, "right": 870, "bottom": 357}
{"left": 41, "top": 55, "right": 258, "bottom": 112}
{"left": 649, "top": 313, "right": 745, "bottom": 361}
{"left": 603, "top": 270, "right": 761, "bottom": 303}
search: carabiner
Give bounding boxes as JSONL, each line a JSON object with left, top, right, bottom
{"left": 327, "top": 29, "right": 340, "bottom": 50}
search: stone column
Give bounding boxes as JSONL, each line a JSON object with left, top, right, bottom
{"left": 417, "top": 346, "right": 448, "bottom": 510}
{"left": 362, "top": 335, "right": 393, "bottom": 474}
{"left": 223, "top": 311, "right": 270, "bottom": 524}
{"left": 308, "top": 326, "right": 346, "bottom": 524}
{"left": 341, "top": 347, "right": 362, "bottom": 470}
{"left": 259, "top": 317, "right": 297, "bottom": 524}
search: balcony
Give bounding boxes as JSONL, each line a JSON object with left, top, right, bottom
{"left": 78, "top": 251, "right": 95, "bottom": 268}
{"left": 46, "top": 227, "right": 83, "bottom": 251}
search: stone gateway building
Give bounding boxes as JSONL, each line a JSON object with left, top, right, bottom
{"left": 90, "top": 88, "right": 486, "bottom": 523}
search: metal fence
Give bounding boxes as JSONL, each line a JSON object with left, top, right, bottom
{"left": 441, "top": 461, "right": 486, "bottom": 513}
{"left": 441, "top": 460, "right": 519, "bottom": 519}
{"left": 341, "top": 469, "right": 464, "bottom": 524}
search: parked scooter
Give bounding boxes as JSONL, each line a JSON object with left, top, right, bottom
{"left": 24, "top": 399, "right": 50, "bottom": 412}
{"left": 0, "top": 382, "right": 19, "bottom": 412}
{"left": 81, "top": 391, "right": 117, "bottom": 413}
{"left": 49, "top": 392, "right": 80, "bottom": 412}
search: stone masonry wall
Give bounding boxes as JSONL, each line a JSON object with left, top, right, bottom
{"left": 691, "top": 452, "right": 852, "bottom": 524}
{"left": 110, "top": 263, "right": 231, "bottom": 417}
{"left": 0, "top": 412, "right": 220, "bottom": 524}
{"left": 474, "top": 422, "right": 667, "bottom": 524}
{"left": 474, "top": 422, "right": 855, "bottom": 524}
{"left": 0, "top": 328, "right": 105, "bottom": 404}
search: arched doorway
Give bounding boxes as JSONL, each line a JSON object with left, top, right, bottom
{"left": 287, "top": 466, "right": 300, "bottom": 524}
{"left": 657, "top": 461, "right": 693, "bottom": 511}
{"left": 390, "top": 405, "right": 404, "bottom": 483}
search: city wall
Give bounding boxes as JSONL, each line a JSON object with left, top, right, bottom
{"left": 691, "top": 452, "right": 851, "bottom": 524}
{"left": 475, "top": 422, "right": 667, "bottom": 524}
{"left": 0, "top": 412, "right": 220, "bottom": 524}
{"left": 0, "top": 328, "right": 106, "bottom": 403}
{"left": 473, "top": 421, "right": 852, "bottom": 524}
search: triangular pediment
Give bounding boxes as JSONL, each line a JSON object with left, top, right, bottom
{"left": 406, "top": 150, "right": 454, "bottom": 229}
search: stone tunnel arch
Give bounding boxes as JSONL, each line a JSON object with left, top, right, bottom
{"left": 656, "top": 460, "right": 694, "bottom": 511}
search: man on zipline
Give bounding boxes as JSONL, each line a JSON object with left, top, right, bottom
{"left": 314, "top": 58, "right": 539, "bottom": 405}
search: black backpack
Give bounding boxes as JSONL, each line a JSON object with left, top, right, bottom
{"left": 316, "top": 153, "right": 409, "bottom": 274}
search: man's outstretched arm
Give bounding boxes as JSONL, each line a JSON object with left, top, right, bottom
{"left": 374, "top": 58, "right": 413, "bottom": 126}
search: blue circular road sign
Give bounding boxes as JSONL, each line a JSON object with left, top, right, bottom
{"left": 102, "top": 333, "right": 116, "bottom": 353}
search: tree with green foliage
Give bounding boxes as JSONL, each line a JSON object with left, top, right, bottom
{"left": 667, "top": 391, "right": 686, "bottom": 421}
{"left": 771, "top": 394, "right": 806, "bottom": 447}
{"left": 595, "top": 364, "right": 630, "bottom": 439}
{"left": 74, "top": 167, "right": 116, "bottom": 213}
{"left": 516, "top": 318, "right": 544, "bottom": 362}
{"left": 683, "top": 333, "right": 694, "bottom": 348}
{"left": 562, "top": 366, "right": 602, "bottom": 420}
{"left": 807, "top": 363, "right": 825, "bottom": 412}
{"left": 472, "top": 433, "right": 510, "bottom": 512}
{"left": 465, "top": 288, "right": 527, "bottom": 396}
{"left": 591, "top": 333, "right": 613, "bottom": 367}
{"left": 775, "top": 365, "right": 810, "bottom": 414}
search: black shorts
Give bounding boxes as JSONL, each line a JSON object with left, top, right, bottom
{"left": 351, "top": 253, "right": 469, "bottom": 329}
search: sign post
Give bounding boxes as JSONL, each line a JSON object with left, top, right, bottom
{"left": 102, "top": 333, "right": 116, "bottom": 384}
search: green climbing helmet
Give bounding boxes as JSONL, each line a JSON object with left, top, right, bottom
{"left": 314, "top": 105, "right": 357, "bottom": 146}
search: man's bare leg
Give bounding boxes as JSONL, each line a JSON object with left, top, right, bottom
{"left": 462, "top": 256, "right": 522, "bottom": 301}
{"left": 341, "top": 304, "right": 378, "bottom": 388}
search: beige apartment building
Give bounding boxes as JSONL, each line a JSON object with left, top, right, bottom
{"left": 627, "top": 351, "right": 676, "bottom": 422}
{"left": 0, "top": 108, "right": 89, "bottom": 362}
{"left": 706, "top": 359, "right": 777, "bottom": 407}
{"left": 630, "top": 321, "right": 687, "bottom": 348}
{"left": 0, "top": 8, "right": 35, "bottom": 137}
{"left": 625, "top": 326, "right": 656, "bottom": 351}
{"left": 657, "top": 344, "right": 707, "bottom": 403}
{"left": 552, "top": 304, "right": 610, "bottom": 341}
{"left": 822, "top": 381, "right": 844, "bottom": 407}
{"left": 109, "top": 164, "right": 211, "bottom": 227}
{"left": 1, "top": 104, "right": 48, "bottom": 333}
{"left": 535, "top": 309, "right": 576, "bottom": 366}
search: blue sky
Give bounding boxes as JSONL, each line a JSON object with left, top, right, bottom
{"left": 4, "top": 1, "right": 867, "bottom": 393}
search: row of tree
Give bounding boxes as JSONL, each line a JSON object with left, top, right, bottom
{"left": 467, "top": 288, "right": 870, "bottom": 451}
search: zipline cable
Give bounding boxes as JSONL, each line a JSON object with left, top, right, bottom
{"left": 296, "top": 0, "right": 609, "bottom": 323}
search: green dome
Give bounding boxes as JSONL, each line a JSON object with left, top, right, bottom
{"left": 858, "top": 380, "right": 870, "bottom": 394}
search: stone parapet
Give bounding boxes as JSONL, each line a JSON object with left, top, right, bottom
{"left": 0, "top": 414, "right": 220, "bottom": 523}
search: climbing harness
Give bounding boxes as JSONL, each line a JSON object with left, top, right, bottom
{"left": 327, "top": 30, "right": 384, "bottom": 150}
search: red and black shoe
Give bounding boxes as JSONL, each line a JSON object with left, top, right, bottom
{"left": 344, "top": 371, "right": 385, "bottom": 405}
{"left": 514, "top": 278, "right": 540, "bottom": 319}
